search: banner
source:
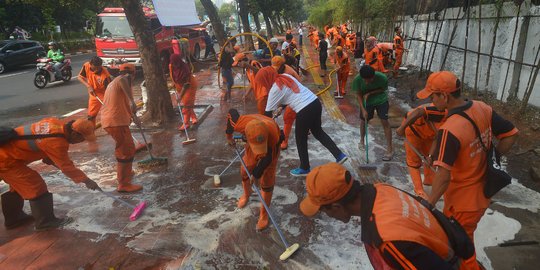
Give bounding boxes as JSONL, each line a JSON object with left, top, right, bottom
{"left": 152, "top": 0, "right": 201, "bottom": 26}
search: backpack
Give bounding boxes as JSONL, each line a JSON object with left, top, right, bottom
{"left": 0, "top": 126, "right": 65, "bottom": 147}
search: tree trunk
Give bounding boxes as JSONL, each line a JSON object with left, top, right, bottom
{"left": 419, "top": 12, "right": 431, "bottom": 74}
{"left": 485, "top": 6, "right": 502, "bottom": 91}
{"left": 262, "top": 11, "right": 273, "bottom": 37}
{"left": 461, "top": 1, "right": 471, "bottom": 90}
{"left": 271, "top": 16, "right": 281, "bottom": 34}
{"left": 275, "top": 13, "right": 284, "bottom": 33}
{"left": 120, "top": 0, "right": 174, "bottom": 124}
{"left": 440, "top": 6, "right": 463, "bottom": 70}
{"left": 238, "top": 0, "right": 255, "bottom": 50}
{"left": 500, "top": 4, "right": 522, "bottom": 101}
{"left": 519, "top": 46, "right": 540, "bottom": 115}
{"left": 473, "top": 3, "right": 482, "bottom": 97}
{"left": 200, "top": 0, "right": 226, "bottom": 46}
{"left": 252, "top": 12, "right": 261, "bottom": 32}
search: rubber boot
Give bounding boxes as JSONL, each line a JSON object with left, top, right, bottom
{"left": 408, "top": 167, "right": 427, "bottom": 199}
{"left": 190, "top": 109, "right": 198, "bottom": 126}
{"left": 237, "top": 181, "right": 251, "bottom": 208}
{"left": 178, "top": 110, "right": 190, "bottom": 131}
{"left": 256, "top": 190, "right": 272, "bottom": 231}
{"left": 1, "top": 191, "right": 33, "bottom": 229}
{"left": 30, "top": 192, "right": 72, "bottom": 231}
{"left": 117, "top": 162, "right": 142, "bottom": 193}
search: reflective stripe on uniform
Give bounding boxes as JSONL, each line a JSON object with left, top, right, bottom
{"left": 23, "top": 125, "right": 39, "bottom": 152}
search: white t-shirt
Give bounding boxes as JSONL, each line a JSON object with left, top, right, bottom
{"left": 265, "top": 74, "right": 317, "bottom": 113}
{"left": 281, "top": 41, "right": 290, "bottom": 51}
{"left": 299, "top": 29, "right": 303, "bottom": 36}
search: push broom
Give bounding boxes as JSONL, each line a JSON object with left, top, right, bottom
{"left": 173, "top": 91, "right": 197, "bottom": 145}
{"left": 132, "top": 113, "right": 168, "bottom": 168}
{"left": 96, "top": 188, "right": 146, "bottom": 221}
{"left": 92, "top": 90, "right": 151, "bottom": 153}
{"left": 359, "top": 99, "right": 377, "bottom": 170}
{"left": 234, "top": 147, "right": 300, "bottom": 261}
{"left": 212, "top": 148, "right": 245, "bottom": 187}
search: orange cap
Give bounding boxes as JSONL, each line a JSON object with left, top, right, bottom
{"left": 417, "top": 71, "right": 460, "bottom": 99}
{"left": 119, "top": 63, "right": 135, "bottom": 74}
{"left": 245, "top": 120, "right": 268, "bottom": 155}
{"left": 71, "top": 119, "right": 96, "bottom": 142}
{"left": 232, "top": 52, "right": 247, "bottom": 66}
{"left": 336, "top": 46, "right": 343, "bottom": 51}
{"left": 300, "top": 163, "right": 353, "bottom": 217}
{"left": 271, "top": 56, "right": 285, "bottom": 69}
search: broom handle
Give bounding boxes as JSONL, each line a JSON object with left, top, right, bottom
{"left": 219, "top": 148, "right": 245, "bottom": 176}
{"left": 174, "top": 91, "right": 191, "bottom": 138}
{"left": 93, "top": 90, "right": 142, "bottom": 146}
{"left": 133, "top": 113, "right": 154, "bottom": 159}
{"left": 234, "top": 147, "right": 291, "bottom": 249}
{"left": 364, "top": 99, "right": 369, "bottom": 164}
{"left": 98, "top": 189, "right": 135, "bottom": 209}
{"left": 404, "top": 139, "right": 436, "bottom": 171}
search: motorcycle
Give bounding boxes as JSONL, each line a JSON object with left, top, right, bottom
{"left": 33, "top": 58, "right": 72, "bottom": 89}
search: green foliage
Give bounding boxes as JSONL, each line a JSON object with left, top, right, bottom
{"left": 219, "top": 2, "right": 236, "bottom": 24}
{"left": 195, "top": 0, "right": 207, "bottom": 20}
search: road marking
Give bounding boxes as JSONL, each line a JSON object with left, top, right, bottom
{"left": 0, "top": 71, "right": 31, "bottom": 79}
{"left": 62, "top": 108, "right": 85, "bottom": 117}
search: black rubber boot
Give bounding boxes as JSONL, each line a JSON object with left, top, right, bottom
{"left": 29, "top": 192, "right": 72, "bottom": 231}
{"left": 1, "top": 191, "right": 33, "bottom": 229}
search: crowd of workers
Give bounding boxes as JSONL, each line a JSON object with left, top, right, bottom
{"left": 0, "top": 21, "right": 520, "bottom": 270}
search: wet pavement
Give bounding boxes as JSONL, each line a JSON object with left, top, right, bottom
{"left": 0, "top": 41, "right": 539, "bottom": 270}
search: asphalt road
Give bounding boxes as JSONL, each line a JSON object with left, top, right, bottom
{"left": 0, "top": 53, "right": 96, "bottom": 126}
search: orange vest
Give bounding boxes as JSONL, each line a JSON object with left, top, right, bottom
{"left": 246, "top": 60, "right": 263, "bottom": 87}
{"left": 362, "top": 184, "right": 453, "bottom": 262}
{"left": 435, "top": 101, "right": 495, "bottom": 212}
{"left": 0, "top": 118, "right": 88, "bottom": 182}
{"left": 335, "top": 51, "right": 350, "bottom": 71}
{"left": 227, "top": 114, "right": 281, "bottom": 161}
{"left": 364, "top": 47, "right": 385, "bottom": 72}
{"left": 406, "top": 104, "right": 447, "bottom": 141}
{"left": 394, "top": 35, "right": 404, "bottom": 52}
{"left": 101, "top": 75, "right": 133, "bottom": 128}
{"left": 79, "top": 62, "right": 111, "bottom": 94}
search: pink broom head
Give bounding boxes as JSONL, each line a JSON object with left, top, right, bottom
{"left": 130, "top": 201, "right": 147, "bottom": 221}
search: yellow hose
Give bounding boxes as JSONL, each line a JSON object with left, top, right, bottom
{"left": 217, "top": 33, "right": 272, "bottom": 89}
{"left": 315, "top": 68, "right": 339, "bottom": 96}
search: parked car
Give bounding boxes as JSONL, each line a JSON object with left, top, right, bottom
{"left": 0, "top": 40, "right": 45, "bottom": 74}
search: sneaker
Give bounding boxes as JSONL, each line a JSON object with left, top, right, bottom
{"left": 290, "top": 167, "right": 310, "bottom": 176}
{"left": 336, "top": 153, "right": 348, "bottom": 164}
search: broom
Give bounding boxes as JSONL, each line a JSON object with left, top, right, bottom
{"left": 97, "top": 189, "right": 146, "bottom": 221}
{"left": 234, "top": 147, "right": 300, "bottom": 261}
{"left": 359, "top": 99, "right": 377, "bottom": 170}
{"left": 212, "top": 148, "right": 245, "bottom": 187}
{"left": 133, "top": 114, "right": 168, "bottom": 168}
{"left": 173, "top": 90, "right": 197, "bottom": 145}
{"left": 92, "top": 90, "right": 151, "bottom": 153}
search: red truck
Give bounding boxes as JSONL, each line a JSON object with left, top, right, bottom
{"left": 95, "top": 7, "right": 206, "bottom": 71}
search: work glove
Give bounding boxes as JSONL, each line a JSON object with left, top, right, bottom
{"left": 83, "top": 179, "right": 101, "bottom": 191}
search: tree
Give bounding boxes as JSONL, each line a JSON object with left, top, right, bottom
{"left": 120, "top": 0, "right": 174, "bottom": 124}
{"left": 237, "top": 0, "right": 255, "bottom": 50}
{"left": 200, "top": 0, "right": 227, "bottom": 45}
{"left": 218, "top": 2, "right": 235, "bottom": 24}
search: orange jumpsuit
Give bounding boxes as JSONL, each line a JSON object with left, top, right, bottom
{"left": 246, "top": 60, "right": 262, "bottom": 91}
{"left": 79, "top": 62, "right": 112, "bottom": 125}
{"left": 404, "top": 105, "right": 447, "bottom": 196}
{"left": 0, "top": 118, "right": 89, "bottom": 199}
{"left": 377, "top": 43, "right": 394, "bottom": 66}
{"left": 364, "top": 46, "right": 387, "bottom": 72}
{"left": 394, "top": 34, "right": 405, "bottom": 73}
{"left": 335, "top": 51, "right": 350, "bottom": 96}
{"left": 101, "top": 75, "right": 136, "bottom": 188}
{"left": 313, "top": 31, "right": 320, "bottom": 49}
{"left": 170, "top": 64, "right": 198, "bottom": 126}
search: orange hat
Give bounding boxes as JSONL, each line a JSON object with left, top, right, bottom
{"left": 233, "top": 45, "right": 241, "bottom": 52}
{"left": 71, "top": 119, "right": 96, "bottom": 142}
{"left": 300, "top": 163, "right": 353, "bottom": 217}
{"left": 245, "top": 120, "right": 268, "bottom": 155}
{"left": 336, "top": 46, "right": 343, "bottom": 51}
{"left": 119, "top": 63, "right": 136, "bottom": 74}
{"left": 271, "top": 56, "right": 285, "bottom": 69}
{"left": 417, "top": 71, "right": 460, "bottom": 99}
{"left": 232, "top": 52, "right": 247, "bottom": 66}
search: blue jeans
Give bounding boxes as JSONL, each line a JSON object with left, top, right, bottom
{"left": 221, "top": 68, "right": 234, "bottom": 94}
{"left": 52, "top": 62, "right": 63, "bottom": 78}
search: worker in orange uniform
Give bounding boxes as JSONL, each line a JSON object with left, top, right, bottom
{"left": 271, "top": 56, "right": 301, "bottom": 150}
{"left": 170, "top": 54, "right": 198, "bottom": 131}
{"left": 300, "top": 163, "right": 475, "bottom": 269}
{"left": 396, "top": 104, "right": 447, "bottom": 198}
{"left": 377, "top": 42, "right": 394, "bottom": 66}
{"left": 393, "top": 26, "right": 408, "bottom": 78}
{"left": 364, "top": 36, "right": 387, "bottom": 72}
{"left": 101, "top": 63, "right": 142, "bottom": 193}
{"left": 334, "top": 46, "right": 350, "bottom": 97}
{"left": 78, "top": 56, "right": 112, "bottom": 125}
{"left": 418, "top": 71, "right": 519, "bottom": 270}
{"left": 0, "top": 118, "right": 100, "bottom": 230}
{"left": 252, "top": 66, "right": 278, "bottom": 114}
{"left": 225, "top": 110, "right": 282, "bottom": 231}
{"left": 235, "top": 53, "right": 262, "bottom": 101}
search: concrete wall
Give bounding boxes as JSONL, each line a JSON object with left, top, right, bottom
{"left": 399, "top": 1, "right": 540, "bottom": 107}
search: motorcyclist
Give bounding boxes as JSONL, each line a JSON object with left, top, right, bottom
{"left": 47, "top": 41, "right": 65, "bottom": 80}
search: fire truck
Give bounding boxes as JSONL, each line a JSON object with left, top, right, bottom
{"left": 95, "top": 7, "right": 206, "bottom": 71}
